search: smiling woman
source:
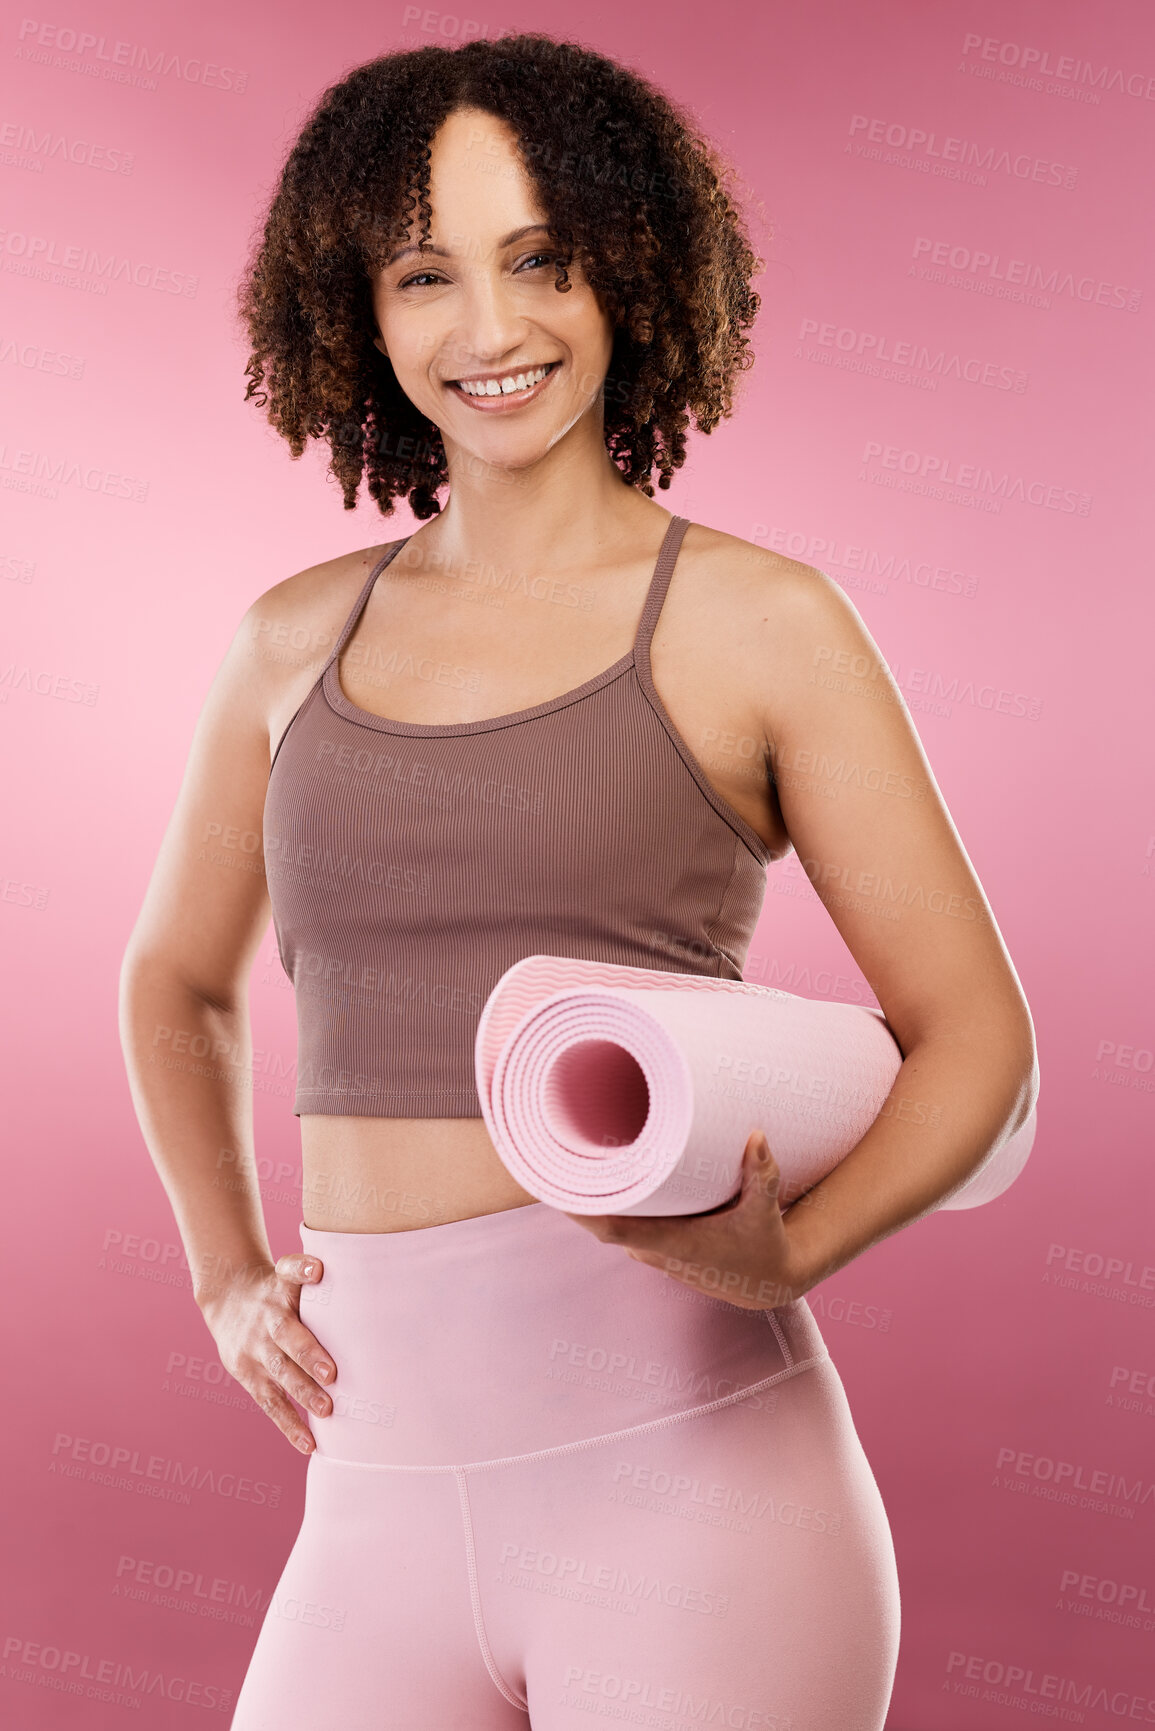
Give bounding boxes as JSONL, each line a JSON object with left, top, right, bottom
{"left": 360, "top": 107, "right": 627, "bottom": 502}
{"left": 118, "top": 28, "right": 1035, "bottom": 1731}
{"left": 235, "top": 34, "right": 760, "bottom": 516}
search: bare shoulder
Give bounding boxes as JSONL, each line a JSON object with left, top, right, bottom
{"left": 234, "top": 541, "right": 398, "bottom": 751}
{"left": 678, "top": 519, "right": 849, "bottom": 626}
{"left": 246, "top": 540, "right": 396, "bottom": 658}
{"left": 673, "top": 520, "right": 869, "bottom": 713}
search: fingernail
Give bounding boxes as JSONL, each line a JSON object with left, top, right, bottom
{"left": 310, "top": 1395, "right": 328, "bottom": 1415}
{"left": 303, "top": 1261, "right": 317, "bottom": 1278}
{"left": 315, "top": 1362, "right": 332, "bottom": 1382}
{"left": 296, "top": 1434, "right": 313, "bottom": 1452}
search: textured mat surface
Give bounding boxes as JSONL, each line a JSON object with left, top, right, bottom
{"left": 475, "top": 955, "right": 1036, "bottom": 1216}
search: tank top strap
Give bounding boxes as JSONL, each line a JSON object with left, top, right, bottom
{"left": 320, "top": 537, "right": 412, "bottom": 675}
{"left": 632, "top": 515, "right": 691, "bottom": 664}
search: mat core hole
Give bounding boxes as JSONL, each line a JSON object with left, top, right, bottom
{"left": 541, "top": 1040, "right": 651, "bottom": 1154}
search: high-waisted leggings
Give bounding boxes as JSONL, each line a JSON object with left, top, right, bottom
{"left": 230, "top": 1201, "right": 900, "bottom": 1730}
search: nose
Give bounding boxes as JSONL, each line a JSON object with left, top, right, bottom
{"left": 445, "top": 256, "right": 533, "bottom": 376}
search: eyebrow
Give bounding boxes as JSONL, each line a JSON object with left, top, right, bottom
{"left": 383, "top": 223, "right": 552, "bottom": 269}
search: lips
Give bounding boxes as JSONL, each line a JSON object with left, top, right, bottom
{"left": 448, "top": 360, "right": 560, "bottom": 404}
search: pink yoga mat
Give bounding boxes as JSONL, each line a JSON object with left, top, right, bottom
{"left": 475, "top": 955, "right": 1037, "bottom": 1217}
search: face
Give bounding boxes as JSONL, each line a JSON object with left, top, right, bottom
{"left": 369, "top": 106, "right": 614, "bottom": 473}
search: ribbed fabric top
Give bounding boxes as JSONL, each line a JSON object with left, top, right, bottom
{"left": 263, "top": 515, "right": 771, "bottom": 1118}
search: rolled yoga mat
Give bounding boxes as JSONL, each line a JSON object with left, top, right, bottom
{"left": 475, "top": 954, "right": 1037, "bottom": 1217}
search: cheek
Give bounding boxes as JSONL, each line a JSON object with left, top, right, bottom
{"left": 386, "top": 340, "right": 449, "bottom": 410}
{"left": 392, "top": 326, "right": 441, "bottom": 370}
{"left": 555, "top": 287, "right": 612, "bottom": 356}
{"left": 373, "top": 293, "right": 438, "bottom": 360}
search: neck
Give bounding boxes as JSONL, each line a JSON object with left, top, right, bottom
{"left": 413, "top": 412, "right": 665, "bottom": 577}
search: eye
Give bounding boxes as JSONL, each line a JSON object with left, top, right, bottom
{"left": 396, "top": 252, "right": 555, "bottom": 289}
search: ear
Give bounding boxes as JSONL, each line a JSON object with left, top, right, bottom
{"left": 372, "top": 336, "right": 388, "bottom": 357}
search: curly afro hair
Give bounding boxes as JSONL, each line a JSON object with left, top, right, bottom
{"left": 236, "top": 31, "right": 763, "bottom": 520}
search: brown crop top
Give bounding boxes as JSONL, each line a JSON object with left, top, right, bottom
{"left": 263, "top": 514, "right": 771, "bottom": 1117}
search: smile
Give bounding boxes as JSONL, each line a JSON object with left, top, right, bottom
{"left": 448, "top": 361, "right": 560, "bottom": 409}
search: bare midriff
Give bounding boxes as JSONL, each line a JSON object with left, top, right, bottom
{"left": 300, "top": 1116, "right": 537, "bottom": 1233}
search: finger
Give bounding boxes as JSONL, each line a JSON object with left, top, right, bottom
{"left": 610, "top": 1215, "right": 712, "bottom": 1267}
{"left": 268, "top": 1304, "right": 337, "bottom": 1382}
{"left": 274, "top": 1251, "right": 324, "bottom": 1286}
{"left": 247, "top": 1373, "right": 316, "bottom": 1454}
{"left": 561, "top": 1212, "right": 682, "bottom": 1279}
{"left": 566, "top": 1211, "right": 680, "bottom": 1254}
{"left": 264, "top": 1311, "right": 337, "bottom": 1415}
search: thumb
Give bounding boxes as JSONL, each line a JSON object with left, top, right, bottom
{"left": 742, "top": 1130, "right": 781, "bottom": 1207}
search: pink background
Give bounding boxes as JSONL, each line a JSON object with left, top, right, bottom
{"left": 3, "top": 0, "right": 1153, "bottom": 1723}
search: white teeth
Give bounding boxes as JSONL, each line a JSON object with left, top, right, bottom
{"left": 457, "top": 364, "right": 552, "bottom": 397}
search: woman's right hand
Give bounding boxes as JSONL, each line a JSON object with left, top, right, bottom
{"left": 198, "top": 1253, "right": 335, "bottom": 1453}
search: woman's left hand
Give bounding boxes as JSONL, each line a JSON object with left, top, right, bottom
{"left": 562, "top": 1130, "right": 816, "bottom": 1309}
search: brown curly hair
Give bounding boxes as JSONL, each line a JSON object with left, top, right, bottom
{"left": 236, "top": 31, "right": 763, "bottom": 520}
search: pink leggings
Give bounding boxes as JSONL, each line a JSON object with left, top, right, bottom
{"left": 230, "top": 1202, "right": 900, "bottom": 1730}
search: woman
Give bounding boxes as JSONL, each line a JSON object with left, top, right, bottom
{"left": 119, "top": 32, "right": 1038, "bottom": 1731}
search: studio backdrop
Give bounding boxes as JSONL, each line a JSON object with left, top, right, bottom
{"left": 2, "top": 0, "right": 1152, "bottom": 1726}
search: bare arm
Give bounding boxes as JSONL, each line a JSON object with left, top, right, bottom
{"left": 118, "top": 585, "right": 335, "bottom": 1448}
{"left": 575, "top": 557, "right": 1039, "bottom": 1302}
{"left": 118, "top": 603, "right": 276, "bottom": 1299}
{"left": 758, "top": 564, "right": 1038, "bottom": 1286}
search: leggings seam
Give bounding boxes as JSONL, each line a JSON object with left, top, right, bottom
{"left": 764, "top": 1308, "right": 793, "bottom": 1367}
{"left": 454, "top": 1468, "right": 531, "bottom": 1713}
{"left": 310, "top": 1350, "right": 830, "bottom": 1476}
